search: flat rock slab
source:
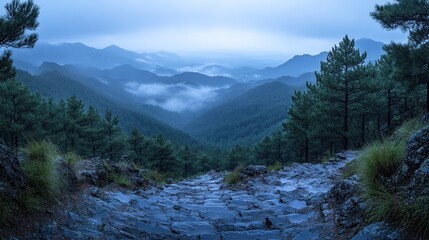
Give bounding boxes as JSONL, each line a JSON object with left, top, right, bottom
{"left": 34, "top": 152, "right": 358, "bottom": 239}
{"left": 170, "top": 221, "right": 216, "bottom": 235}
{"left": 222, "top": 230, "right": 282, "bottom": 240}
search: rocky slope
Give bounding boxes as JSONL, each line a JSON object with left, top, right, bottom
{"left": 18, "top": 152, "right": 360, "bottom": 240}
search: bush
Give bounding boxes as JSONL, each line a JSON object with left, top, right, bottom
{"left": 112, "top": 173, "right": 131, "bottom": 187}
{"left": 342, "top": 159, "right": 359, "bottom": 178}
{"left": 145, "top": 170, "right": 165, "bottom": 185}
{"left": 359, "top": 141, "right": 404, "bottom": 193}
{"left": 390, "top": 118, "right": 424, "bottom": 145}
{"left": 358, "top": 124, "right": 429, "bottom": 237}
{"left": 64, "top": 151, "right": 81, "bottom": 168}
{"left": 225, "top": 165, "right": 244, "bottom": 185}
{"left": 21, "top": 141, "right": 60, "bottom": 202}
{"left": 267, "top": 161, "right": 282, "bottom": 171}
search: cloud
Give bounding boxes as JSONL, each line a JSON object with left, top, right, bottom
{"left": 125, "top": 82, "right": 227, "bottom": 112}
{"left": 177, "top": 64, "right": 232, "bottom": 78}
{"left": 33, "top": 0, "right": 406, "bottom": 58}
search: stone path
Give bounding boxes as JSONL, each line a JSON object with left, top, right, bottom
{"left": 48, "top": 151, "right": 357, "bottom": 240}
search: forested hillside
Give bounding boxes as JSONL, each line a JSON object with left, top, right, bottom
{"left": 16, "top": 70, "right": 197, "bottom": 145}
{"left": 186, "top": 82, "right": 299, "bottom": 147}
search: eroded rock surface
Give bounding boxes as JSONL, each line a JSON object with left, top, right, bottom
{"left": 30, "top": 151, "right": 358, "bottom": 240}
{"left": 0, "top": 143, "right": 27, "bottom": 200}
{"left": 352, "top": 222, "right": 403, "bottom": 240}
{"left": 389, "top": 126, "right": 429, "bottom": 201}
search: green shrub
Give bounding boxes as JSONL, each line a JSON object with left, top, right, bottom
{"left": 359, "top": 141, "right": 404, "bottom": 192}
{"left": 320, "top": 154, "right": 332, "bottom": 164}
{"left": 267, "top": 161, "right": 282, "bottom": 171}
{"left": 406, "top": 197, "right": 429, "bottom": 236}
{"left": 225, "top": 165, "right": 244, "bottom": 185}
{"left": 64, "top": 151, "right": 81, "bottom": 167}
{"left": 112, "top": 173, "right": 131, "bottom": 187}
{"left": 390, "top": 118, "right": 424, "bottom": 145}
{"left": 21, "top": 141, "right": 60, "bottom": 201}
{"left": 342, "top": 159, "right": 360, "bottom": 178}
{"left": 358, "top": 137, "right": 429, "bottom": 236}
{"left": 145, "top": 170, "right": 165, "bottom": 184}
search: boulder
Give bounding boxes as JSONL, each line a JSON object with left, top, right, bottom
{"left": 327, "top": 176, "right": 365, "bottom": 229}
{"left": 74, "top": 158, "right": 109, "bottom": 187}
{"left": 352, "top": 222, "right": 403, "bottom": 240}
{"left": 328, "top": 177, "right": 360, "bottom": 207}
{"left": 240, "top": 165, "right": 267, "bottom": 180}
{"left": 388, "top": 125, "right": 429, "bottom": 202}
{"left": 0, "top": 143, "right": 27, "bottom": 199}
{"left": 56, "top": 158, "right": 78, "bottom": 191}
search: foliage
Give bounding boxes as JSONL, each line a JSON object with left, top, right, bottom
{"left": 267, "top": 161, "right": 282, "bottom": 171}
{"left": 0, "top": 0, "right": 39, "bottom": 81}
{"left": 359, "top": 141, "right": 405, "bottom": 193}
{"left": 64, "top": 151, "right": 81, "bottom": 168}
{"left": 111, "top": 173, "right": 131, "bottom": 187}
{"left": 372, "top": 0, "right": 429, "bottom": 112}
{"left": 144, "top": 170, "right": 165, "bottom": 185}
{"left": 226, "top": 145, "right": 251, "bottom": 170}
{"left": 186, "top": 82, "right": 298, "bottom": 148}
{"left": 225, "top": 165, "right": 244, "bottom": 185}
{"left": 21, "top": 141, "right": 60, "bottom": 201}
{"left": 390, "top": 118, "right": 425, "bottom": 144}
{"left": 342, "top": 159, "right": 359, "bottom": 178}
{"left": 358, "top": 119, "right": 429, "bottom": 237}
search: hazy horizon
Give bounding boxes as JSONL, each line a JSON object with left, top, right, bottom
{"left": 34, "top": 0, "right": 407, "bottom": 60}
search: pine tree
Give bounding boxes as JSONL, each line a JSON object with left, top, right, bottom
{"left": 0, "top": 79, "right": 38, "bottom": 148}
{"left": 372, "top": 0, "right": 429, "bottom": 112}
{"left": 102, "top": 110, "right": 123, "bottom": 161}
{"left": 128, "top": 127, "right": 146, "bottom": 164}
{"left": 38, "top": 97, "right": 59, "bottom": 137}
{"left": 226, "top": 145, "right": 250, "bottom": 170}
{"left": 283, "top": 91, "right": 314, "bottom": 162}
{"left": 0, "top": 0, "right": 39, "bottom": 81}
{"left": 375, "top": 55, "right": 404, "bottom": 132}
{"left": 65, "top": 95, "right": 85, "bottom": 152}
{"left": 315, "top": 35, "right": 370, "bottom": 150}
{"left": 147, "top": 134, "right": 176, "bottom": 173}
{"left": 82, "top": 106, "right": 103, "bottom": 157}
{"left": 178, "top": 145, "right": 194, "bottom": 177}
{"left": 254, "top": 136, "right": 274, "bottom": 165}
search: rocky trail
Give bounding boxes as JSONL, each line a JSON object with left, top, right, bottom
{"left": 35, "top": 151, "right": 358, "bottom": 240}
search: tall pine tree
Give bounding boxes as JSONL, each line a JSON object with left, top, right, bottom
{"left": 315, "top": 35, "right": 370, "bottom": 150}
{"left": 372, "top": 0, "right": 429, "bottom": 112}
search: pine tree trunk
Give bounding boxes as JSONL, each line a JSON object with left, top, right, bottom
{"left": 344, "top": 77, "right": 349, "bottom": 150}
{"left": 404, "top": 97, "right": 408, "bottom": 113}
{"left": 387, "top": 89, "right": 392, "bottom": 130}
{"left": 377, "top": 115, "right": 381, "bottom": 138}
{"left": 427, "top": 82, "right": 429, "bottom": 112}
{"left": 305, "top": 136, "right": 309, "bottom": 163}
{"left": 361, "top": 116, "right": 364, "bottom": 146}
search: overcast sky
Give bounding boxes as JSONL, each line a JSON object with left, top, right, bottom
{"left": 33, "top": 0, "right": 406, "bottom": 59}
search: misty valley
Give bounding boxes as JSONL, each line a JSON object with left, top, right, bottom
{"left": 1, "top": 0, "right": 429, "bottom": 240}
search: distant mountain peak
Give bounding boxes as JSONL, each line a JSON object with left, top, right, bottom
{"left": 103, "top": 44, "right": 122, "bottom": 50}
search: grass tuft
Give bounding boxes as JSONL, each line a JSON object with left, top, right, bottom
{"left": 225, "top": 165, "right": 244, "bottom": 185}
{"left": 390, "top": 118, "right": 424, "bottom": 145}
{"left": 21, "top": 141, "right": 60, "bottom": 203}
{"left": 358, "top": 119, "right": 429, "bottom": 237}
{"left": 64, "top": 151, "right": 81, "bottom": 168}
{"left": 112, "top": 173, "right": 131, "bottom": 187}
{"left": 145, "top": 170, "right": 165, "bottom": 185}
{"left": 342, "top": 159, "right": 359, "bottom": 178}
{"left": 359, "top": 141, "right": 404, "bottom": 191}
{"left": 267, "top": 161, "right": 282, "bottom": 171}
